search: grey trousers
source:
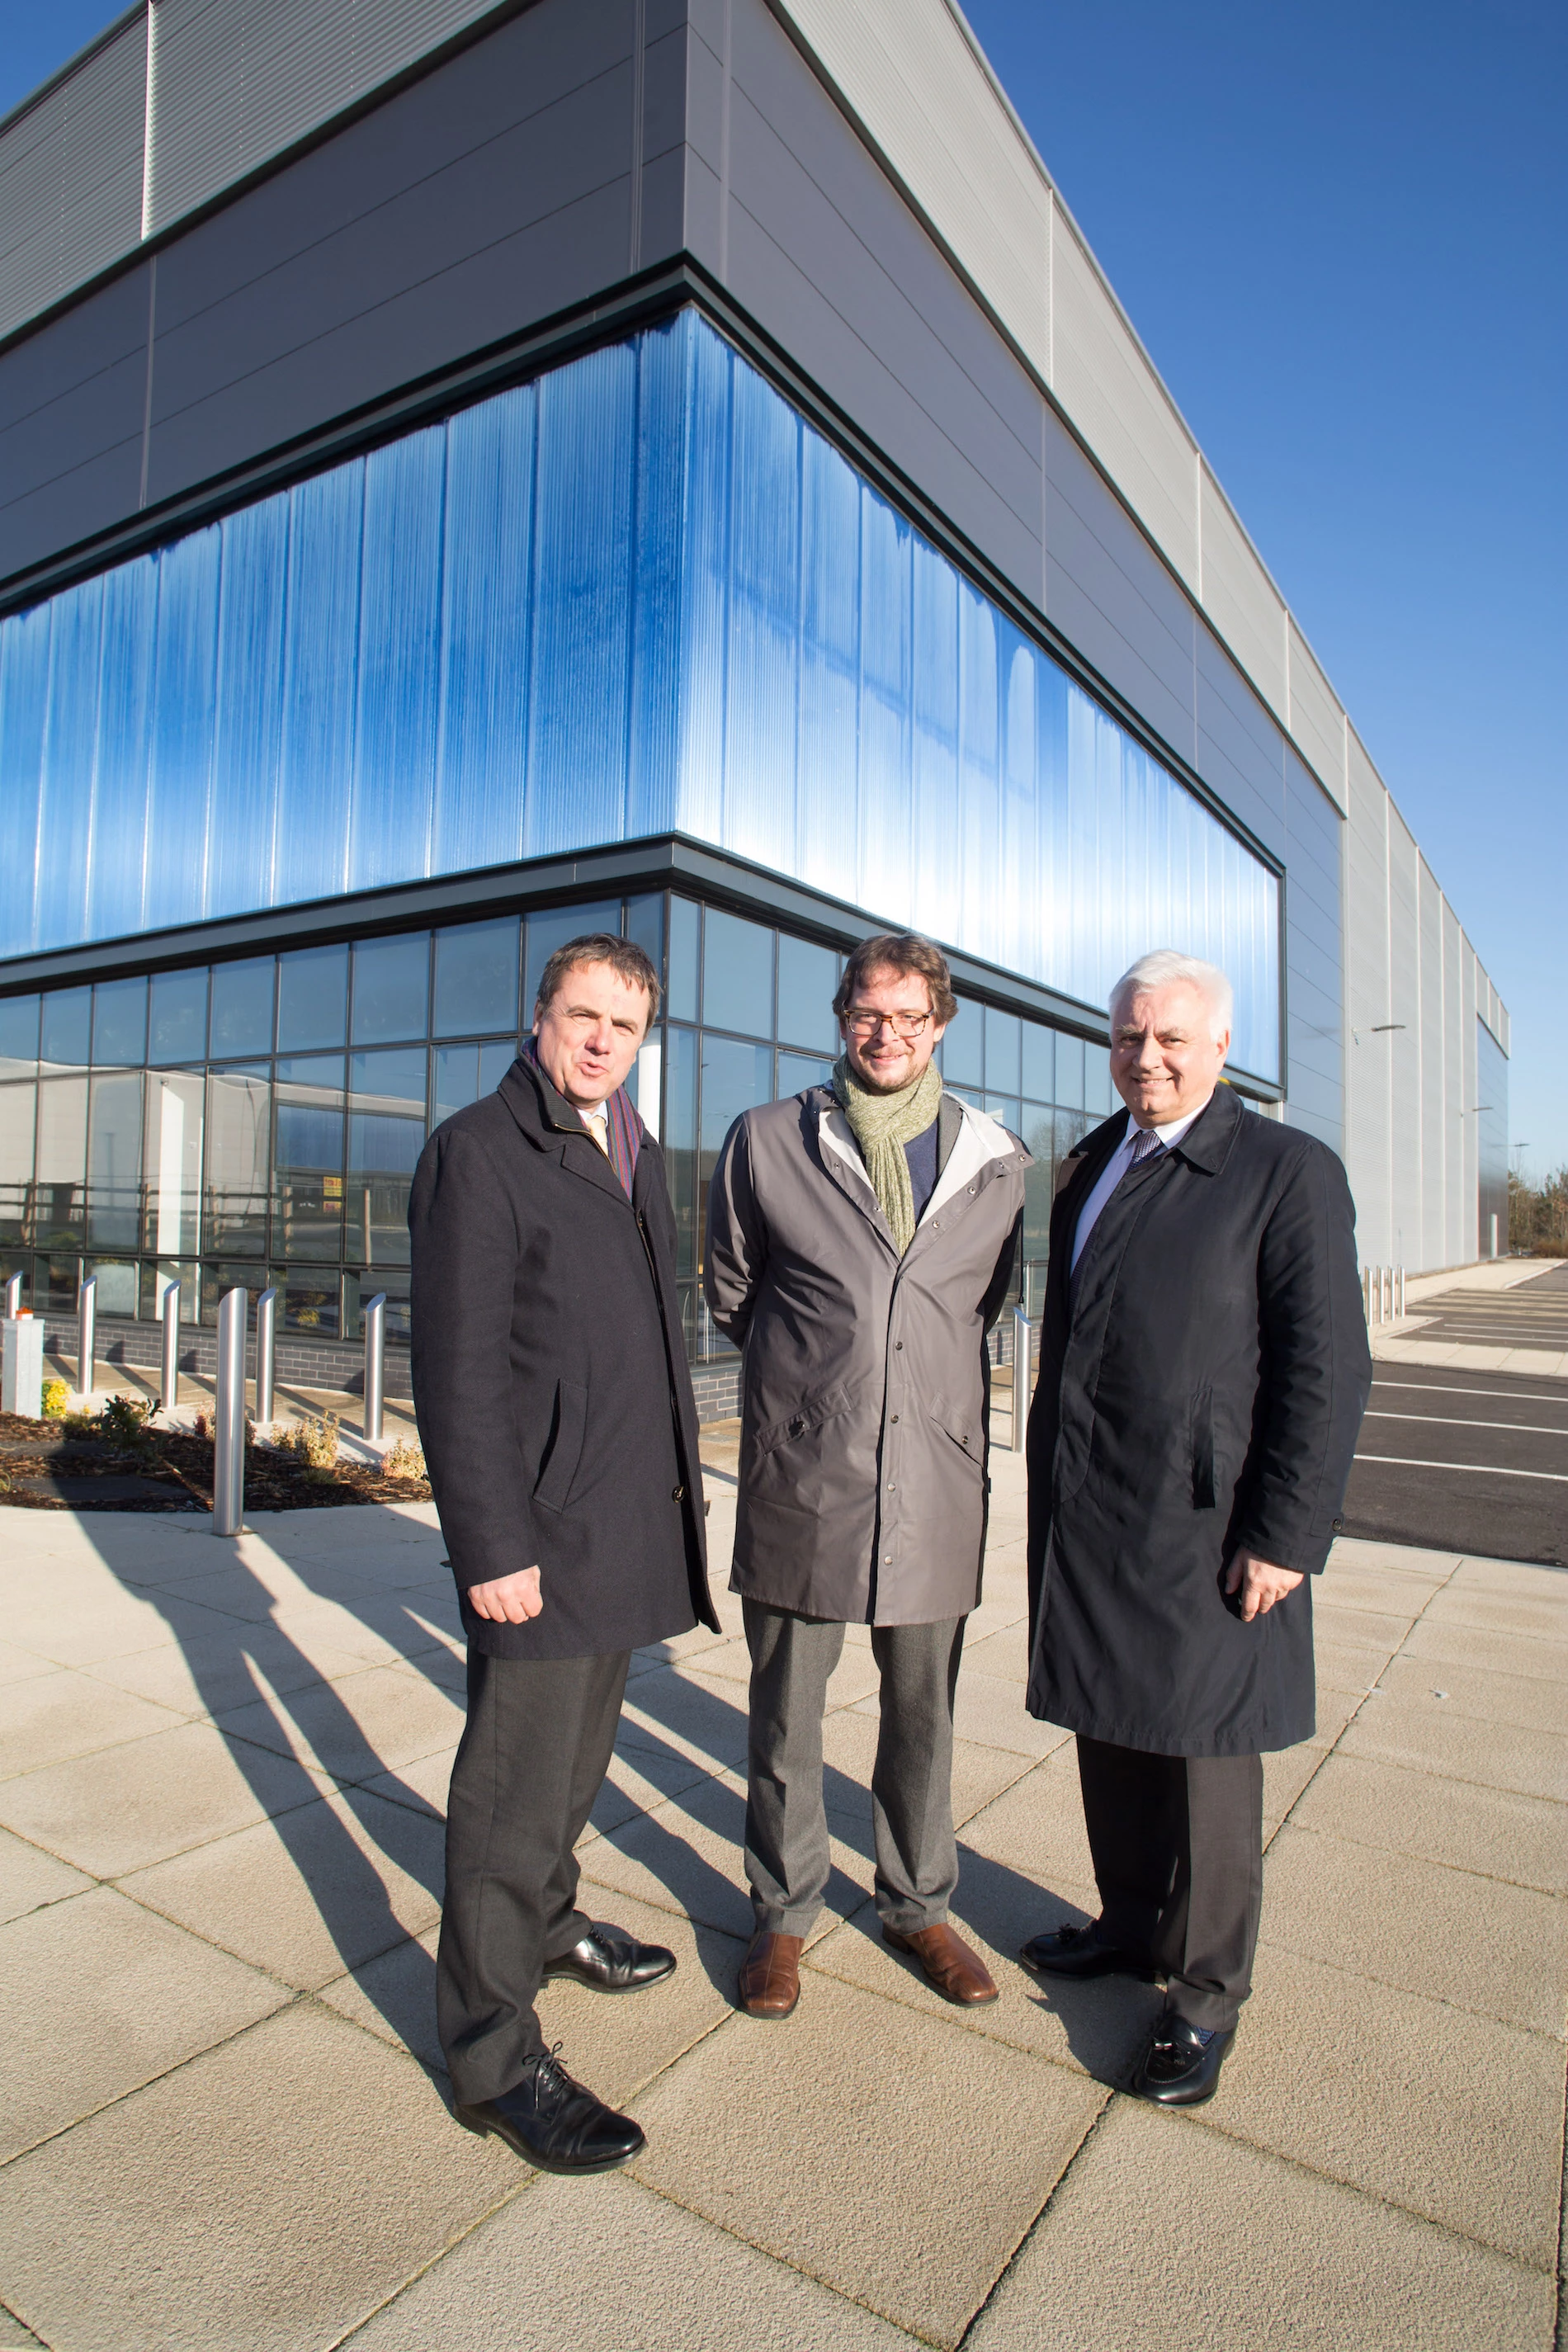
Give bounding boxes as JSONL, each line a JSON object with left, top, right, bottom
{"left": 1076, "top": 1733, "right": 1264, "bottom": 2033}
{"left": 742, "top": 1599, "right": 966, "bottom": 1939}
{"left": 437, "top": 1646, "right": 630, "bottom": 2105}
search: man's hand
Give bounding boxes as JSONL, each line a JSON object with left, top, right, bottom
{"left": 1225, "top": 1551, "right": 1304, "bottom": 1622}
{"left": 465, "top": 1566, "right": 543, "bottom": 1623}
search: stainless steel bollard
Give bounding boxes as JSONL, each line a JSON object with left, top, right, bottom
{"left": 1011, "top": 1305, "right": 1032, "bottom": 1452}
{"left": 363, "top": 1292, "right": 387, "bottom": 1444}
{"left": 254, "top": 1286, "right": 278, "bottom": 1428}
{"left": 160, "top": 1280, "right": 181, "bottom": 1414}
{"left": 213, "top": 1287, "right": 247, "bottom": 1537}
{"left": 3, "top": 1271, "right": 21, "bottom": 1319}
{"left": 77, "top": 1274, "right": 97, "bottom": 1398}
{"left": 1396, "top": 1265, "right": 1405, "bottom": 1317}
{"left": 1383, "top": 1265, "right": 1392, "bottom": 1321}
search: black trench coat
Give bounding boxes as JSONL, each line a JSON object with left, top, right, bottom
{"left": 409, "top": 1056, "right": 717, "bottom": 1661}
{"left": 1026, "top": 1084, "right": 1371, "bottom": 1755}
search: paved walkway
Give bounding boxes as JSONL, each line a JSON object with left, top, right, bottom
{"left": 0, "top": 1440, "right": 1564, "bottom": 2350}
{"left": 1375, "top": 1260, "right": 1568, "bottom": 1381}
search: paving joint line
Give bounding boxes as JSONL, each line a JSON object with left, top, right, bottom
{"left": 953, "top": 2090, "right": 1117, "bottom": 2348}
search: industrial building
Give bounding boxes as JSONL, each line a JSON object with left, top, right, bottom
{"left": 0, "top": 0, "right": 1508, "bottom": 1407}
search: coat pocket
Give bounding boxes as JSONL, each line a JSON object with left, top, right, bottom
{"left": 928, "top": 1397, "right": 985, "bottom": 1471}
{"left": 534, "top": 1378, "right": 588, "bottom": 1513}
{"left": 753, "top": 1384, "right": 853, "bottom": 1457}
{"left": 1191, "top": 1385, "right": 1216, "bottom": 1510}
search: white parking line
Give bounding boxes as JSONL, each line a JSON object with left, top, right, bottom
{"left": 1354, "top": 1453, "right": 1568, "bottom": 1483}
{"left": 1373, "top": 1380, "right": 1568, "bottom": 1406}
{"left": 1365, "top": 1410, "right": 1568, "bottom": 1438}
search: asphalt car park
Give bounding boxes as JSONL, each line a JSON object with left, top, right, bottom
{"left": 1342, "top": 1353, "right": 1568, "bottom": 1568}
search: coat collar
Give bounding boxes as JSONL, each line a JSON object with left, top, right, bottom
{"left": 1163, "top": 1081, "right": 1244, "bottom": 1173}
{"left": 813, "top": 1088, "right": 1021, "bottom": 1253}
{"left": 497, "top": 1055, "right": 635, "bottom": 1209}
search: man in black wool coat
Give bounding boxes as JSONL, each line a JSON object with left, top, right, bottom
{"left": 1022, "top": 948, "right": 1370, "bottom": 2106}
{"left": 409, "top": 930, "right": 717, "bottom": 2175}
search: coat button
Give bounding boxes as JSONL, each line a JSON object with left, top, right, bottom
{"left": 890, "top": 1414, "right": 899, "bottom": 1424}
{"left": 789, "top": 1415, "right": 806, "bottom": 1438}
{"left": 672, "top": 1485, "right": 685, "bottom": 1501}
{"left": 895, "top": 1341, "right": 904, "bottom": 1351}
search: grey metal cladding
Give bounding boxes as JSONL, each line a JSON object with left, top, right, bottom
{"left": 1193, "top": 621, "right": 1285, "bottom": 848}
{"left": 0, "top": 265, "right": 150, "bottom": 580}
{"left": 0, "top": 17, "right": 144, "bottom": 347}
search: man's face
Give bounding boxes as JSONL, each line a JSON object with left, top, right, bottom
{"left": 1111, "top": 982, "right": 1229, "bottom": 1129}
{"left": 840, "top": 966, "right": 947, "bottom": 1095}
{"left": 533, "top": 961, "right": 651, "bottom": 1108}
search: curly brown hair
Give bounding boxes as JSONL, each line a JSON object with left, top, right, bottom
{"left": 832, "top": 932, "right": 958, "bottom": 1027}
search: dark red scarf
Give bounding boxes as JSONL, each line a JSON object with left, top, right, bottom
{"left": 522, "top": 1037, "right": 644, "bottom": 1202}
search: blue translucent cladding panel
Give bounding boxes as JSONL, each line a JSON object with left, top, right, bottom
{"left": 144, "top": 529, "right": 220, "bottom": 934}
{"left": 352, "top": 428, "right": 445, "bottom": 891}
{"left": 276, "top": 464, "right": 361, "bottom": 908}
{"left": 435, "top": 388, "right": 534, "bottom": 876}
{"left": 209, "top": 500, "right": 288, "bottom": 920}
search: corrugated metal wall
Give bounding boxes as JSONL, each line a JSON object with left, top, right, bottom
{"left": 0, "top": 17, "right": 146, "bottom": 342}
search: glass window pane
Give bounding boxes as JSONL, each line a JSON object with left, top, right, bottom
{"left": 702, "top": 909, "right": 773, "bottom": 1039}
{"left": 352, "top": 933, "right": 429, "bottom": 1045}
{"left": 777, "top": 1051, "right": 834, "bottom": 1097}
{"left": 281, "top": 1276, "right": 340, "bottom": 1339}
{"left": 666, "top": 897, "right": 699, "bottom": 1025}
{"left": 777, "top": 934, "right": 838, "bottom": 1053}
{"left": 625, "top": 893, "right": 664, "bottom": 983}
{"left": 1084, "top": 1041, "right": 1112, "bottom": 1117}
{"left": 139, "top": 1258, "right": 198, "bottom": 1322}
{"left": 92, "top": 976, "right": 147, "bottom": 1065}
{"left": 984, "top": 1006, "right": 1022, "bottom": 1096}
{"left": 348, "top": 1050, "right": 426, "bottom": 1268}
{"left": 1021, "top": 1108, "right": 1055, "bottom": 1262}
{"left": 44, "top": 1254, "right": 82, "bottom": 1314}
{"left": 433, "top": 916, "right": 519, "bottom": 1038}
{"left": 0, "top": 1081, "right": 37, "bottom": 1245}
{"left": 940, "top": 998, "right": 982, "bottom": 1087}
{"left": 210, "top": 959, "right": 275, "bottom": 1058}
{"left": 665, "top": 1025, "right": 698, "bottom": 1278}
{"left": 87, "top": 1259, "right": 138, "bottom": 1316}
{"left": 984, "top": 1095, "right": 1022, "bottom": 1138}
{"left": 350, "top": 1046, "right": 427, "bottom": 1106}
{"left": 277, "top": 943, "right": 348, "bottom": 1051}
{"left": 700, "top": 1036, "right": 772, "bottom": 1270}
{"left": 274, "top": 1056, "right": 345, "bottom": 1262}
{"left": 1054, "top": 1106, "right": 1091, "bottom": 1162}
{"left": 478, "top": 1040, "right": 515, "bottom": 1096}
{"left": 87, "top": 1072, "right": 143, "bottom": 1249}
{"left": 149, "top": 969, "right": 208, "bottom": 1064}
{"left": 354, "top": 1268, "right": 410, "bottom": 1344}
{"left": 0, "top": 994, "right": 40, "bottom": 1076}
{"left": 524, "top": 902, "right": 620, "bottom": 1023}
{"left": 628, "top": 1028, "right": 661, "bottom": 1137}
{"left": 432, "top": 1044, "right": 479, "bottom": 1127}
{"left": 205, "top": 1067, "right": 271, "bottom": 1259}
{"left": 1056, "top": 1035, "right": 1086, "bottom": 1111}
{"left": 143, "top": 1071, "right": 204, "bottom": 1258}
{"left": 1021, "top": 1020, "right": 1055, "bottom": 1104}
{"left": 35, "top": 1076, "right": 87, "bottom": 1249}
{"left": 40, "top": 988, "right": 91, "bottom": 1070}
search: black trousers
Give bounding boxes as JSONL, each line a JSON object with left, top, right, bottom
{"left": 437, "top": 1646, "right": 629, "bottom": 2105}
{"left": 1076, "top": 1733, "right": 1264, "bottom": 2034}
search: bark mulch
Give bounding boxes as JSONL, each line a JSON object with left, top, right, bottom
{"left": 0, "top": 1410, "right": 432, "bottom": 1513}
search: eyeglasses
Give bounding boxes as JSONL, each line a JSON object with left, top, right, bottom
{"left": 844, "top": 1011, "right": 931, "bottom": 1041}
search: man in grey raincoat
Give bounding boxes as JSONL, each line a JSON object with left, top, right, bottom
{"left": 705, "top": 933, "right": 1028, "bottom": 2019}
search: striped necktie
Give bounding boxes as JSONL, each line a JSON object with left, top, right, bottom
{"left": 1125, "top": 1126, "right": 1165, "bottom": 1172}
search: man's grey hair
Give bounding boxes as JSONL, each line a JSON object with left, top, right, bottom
{"left": 1109, "top": 950, "right": 1234, "bottom": 1041}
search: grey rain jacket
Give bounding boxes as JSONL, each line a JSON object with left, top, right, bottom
{"left": 704, "top": 1085, "right": 1029, "bottom": 1625}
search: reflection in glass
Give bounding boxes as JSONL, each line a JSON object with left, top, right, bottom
{"left": 984, "top": 1006, "right": 1021, "bottom": 1096}
{"left": 45, "top": 1254, "right": 82, "bottom": 1312}
{"left": 777, "top": 1052, "right": 834, "bottom": 1098}
{"left": 205, "top": 1066, "right": 271, "bottom": 1258}
{"left": 149, "top": 969, "right": 208, "bottom": 1064}
{"left": 210, "top": 959, "right": 275, "bottom": 1058}
{"left": 666, "top": 898, "right": 699, "bottom": 1025}
{"left": 702, "top": 909, "right": 773, "bottom": 1040}
{"left": 1055, "top": 1034, "right": 1086, "bottom": 1112}
{"left": 87, "top": 1259, "right": 138, "bottom": 1316}
{"left": 40, "top": 988, "right": 91, "bottom": 1070}
{"left": 283, "top": 1277, "right": 340, "bottom": 1339}
{"left": 776, "top": 935, "right": 837, "bottom": 1052}
{"left": 1020, "top": 1022, "right": 1054, "bottom": 1105}
{"left": 87, "top": 1072, "right": 143, "bottom": 1248}
{"left": 140, "top": 1257, "right": 198, "bottom": 1322}
{"left": 1021, "top": 1108, "right": 1056, "bottom": 1264}
{"left": 940, "top": 999, "right": 982, "bottom": 1088}
{"left": 1084, "top": 1041, "right": 1112, "bottom": 1117}
{"left": 274, "top": 1056, "right": 346, "bottom": 1262}
{"left": 201, "top": 1261, "right": 276, "bottom": 1329}
{"left": 35, "top": 1077, "right": 87, "bottom": 1248}
{"left": 625, "top": 894, "right": 664, "bottom": 987}
{"left": 479, "top": 1041, "right": 515, "bottom": 1096}
{"left": 352, "top": 933, "right": 429, "bottom": 1045}
{"left": 665, "top": 1026, "right": 698, "bottom": 1280}
{"left": 700, "top": 1036, "right": 772, "bottom": 1273}
{"left": 524, "top": 902, "right": 619, "bottom": 1021}
{"left": 142, "top": 1071, "right": 204, "bottom": 1259}
{"left": 92, "top": 977, "right": 148, "bottom": 1065}
{"left": 348, "top": 1047, "right": 427, "bottom": 1265}
{"left": 0, "top": 994, "right": 40, "bottom": 1076}
{"left": 277, "top": 942, "right": 348, "bottom": 1051}
{"left": 631, "top": 1030, "right": 662, "bottom": 1140}
{"left": 433, "top": 917, "right": 519, "bottom": 1039}
{"left": 0, "top": 1082, "right": 36, "bottom": 1244}
{"left": 432, "top": 1045, "right": 479, "bottom": 1127}
{"left": 356, "top": 1269, "right": 411, "bottom": 1343}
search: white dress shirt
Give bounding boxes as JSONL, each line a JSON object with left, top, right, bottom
{"left": 1070, "top": 1098, "right": 1211, "bottom": 1273}
{"left": 578, "top": 1101, "right": 610, "bottom": 1155}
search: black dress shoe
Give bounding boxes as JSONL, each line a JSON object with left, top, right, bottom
{"left": 1019, "top": 1922, "right": 1157, "bottom": 1982}
{"left": 1131, "top": 2014, "right": 1235, "bottom": 2105}
{"left": 544, "top": 1923, "right": 677, "bottom": 1994}
{"left": 455, "top": 2047, "right": 645, "bottom": 2173}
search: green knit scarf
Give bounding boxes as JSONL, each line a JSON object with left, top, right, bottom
{"left": 832, "top": 1053, "right": 943, "bottom": 1254}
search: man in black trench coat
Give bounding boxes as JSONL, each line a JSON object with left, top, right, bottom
{"left": 409, "top": 932, "right": 718, "bottom": 2173}
{"left": 1022, "top": 948, "right": 1370, "bottom": 2104}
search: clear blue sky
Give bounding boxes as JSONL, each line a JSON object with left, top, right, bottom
{"left": 5, "top": 2, "right": 1565, "bottom": 1178}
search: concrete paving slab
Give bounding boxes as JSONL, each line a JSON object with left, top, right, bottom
{"left": 0, "top": 1666, "right": 187, "bottom": 1780}
{"left": 0, "top": 1579, "right": 258, "bottom": 1670}
{"left": 0, "top": 1642, "right": 61, "bottom": 1688}
{"left": 1290, "top": 1753, "right": 1568, "bottom": 1896}
{"left": 213, "top": 1661, "right": 465, "bottom": 1783}
{"left": 316, "top": 1928, "right": 444, "bottom": 2071}
{"left": 1202, "top": 1941, "right": 1564, "bottom": 2265}
{"left": 1450, "top": 1556, "right": 1568, "bottom": 1601}
{"left": 616, "top": 1661, "right": 753, "bottom": 1773}
{"left": 0, "top": 1825, "right": 93, "bottom": 1925}
{"left": 344, "top": 2167, "right": 923, "bottom": 2350}
{"left": 1335, "top": 1690, "right": 1568, "bottom": 1802}
{"left": 119, "top": 1783, "right": 444, "bottom": 1991}
{"left": 0, "top": 1884, "right": 286, "bottom": 2161}
{"left": 1313, "top": 1634, "right": 1400, "bottom": 1693}
{"left": 1311, "top": 1599, "right": 1429, "bottom": 1655}
{"left": 534, "top": 1892, "right": 747, "bottom": 2111}
{"left": 1315, "top": 1565, "right": 1438, "bottom": 1623}
{"left": 629, "top": 1975, "right": 1106, "bottom": 2347}
{"left": 1400, "top": 1614, "right": 1568, "bottom": 1684}
{"left": 1262, "top": 1823, "right": 1568, "bottom": 2037}
{"left": 1262, "top": 1740, "right": 1327, "bottom": 1830}
{"left": 1416, "top": 1585, "right": 1568, "bottom": 1646}
{"left": 579, "top": 1741, "right": 719, "bottom": 1842}
{"left": 969, "top": 2096, "right": 1556, "bottom": 2352}
{"left": 0, "top": 2001, "right": 517, "bottom": 2352}
{"left": 80, "top": 1618, "right": 371, "bottom": 1718}
{"left": 962, "top": 1627, "right": 1032, "bottom": 1684}
{"left": 919, "top": 1667, "right": 1069, "bottom": 1758}
{"left": 1329, "top": 1537, "right": 1464, "bottom": 1581}
{"left": 359, "top": 1745, "right": 457, "bottom": 1821}
{"left": 0, "top": 1719, "right": 333, "bottom": 1877}
{"left": 1374, "top": 1650, "right": 1568, "bottom": 1734}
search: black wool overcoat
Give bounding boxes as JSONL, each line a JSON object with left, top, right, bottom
{"left": 1025, "top": 1084, "right": 1371, "bottom": 1755}
{"left": 408, "top": 1056, "right": 718, "bottom": 1661}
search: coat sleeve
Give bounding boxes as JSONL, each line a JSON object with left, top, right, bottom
{"left": 1228, "top": 1141, "right": 1372, "bottom": 1575}
{"left": 409, "top": 1123, "right": 539, "bottom": 1594}
{"left": 703, "top": 1113, "right": 767, "bottom": 1346}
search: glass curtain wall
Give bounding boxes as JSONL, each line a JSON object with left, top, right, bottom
{"left": 0, "top": 892, "right": 1114, "bottom": 1352}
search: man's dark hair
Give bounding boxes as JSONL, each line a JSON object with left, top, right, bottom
{"left": 534, "top": 933, "right": 661, "bottom": 1025}
{"left": 833, "top": 932, "right": 958, "bottom": 1027}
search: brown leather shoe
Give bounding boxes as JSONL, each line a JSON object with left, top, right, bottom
{"left": 737, "top": 1930, "right": 803, "bottom": 2019}
{"left": 884, "top": 1921, "right": 999, "bottom": 2006}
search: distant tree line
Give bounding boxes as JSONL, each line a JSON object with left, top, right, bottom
{"left": 1508, "top": 1167, "right": 1568, "bottom": 1256}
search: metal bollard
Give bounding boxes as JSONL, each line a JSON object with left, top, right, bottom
{"left": 3, "top": 1271, "right": 21, "bottom": 1319}
{"left": 77, "top": 1274, "right": 97, "bottom": 1398}
{"left": 1384, "top": 1265, "right": 1393, "bottom": 1321}
{"left": 254, "top": 1286, "right": 278, "bottom": 1428}
{"left": 160, "top": 1280, "right": 181, "bottom": 1414}
{"left": 1011, "top": 1305, "right": 1032, "bottom": 1452}
{"left": 362, "top": 1292, "right": 387, "bottom": 1444}
{"left": 213, "top": 1287, "right": 247, "bottom": 1537}
{"left": 1396, "top": 1264, "right": 1405, "bottom": 1317}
